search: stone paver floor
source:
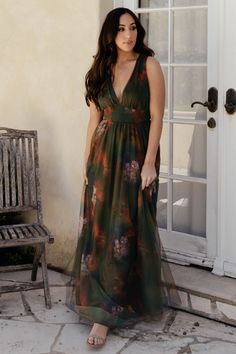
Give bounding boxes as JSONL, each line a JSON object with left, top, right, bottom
{"left": 1, "top": 269, "right": 236, "bottom": 354}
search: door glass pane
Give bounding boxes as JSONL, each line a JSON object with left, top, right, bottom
{"left": 173, "top": 66, "right": 207, "bottom": 118}
{"left": 140, "top": 12, "right": 168, "bottom": 62}
{"left": 173, "top": 123, "right": 206, "bottom": 178}
{"left": 140, "top": 0, "right": 168, "bottom": 7}
{"left": 174, "top": 9, "right": 207, "bottom": 63}
{"left": 172, "top": 180, "right": 206, "bottom": 237}
{"left": 174, "top": 0, "right": 207, "bottom": 6}
{"left": 157, "top": 178, "right": 168, "bottom": 229}
{"left": 160, "top": 123, "right": 168, "bottom": 173}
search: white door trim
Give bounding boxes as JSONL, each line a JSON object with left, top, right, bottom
{"left": 206, "top": 0, "right": 222, "bottom": 261}
{"left": 212, "top": 0, "right": 226, "bottom": 276}
{"left": 213, "top": 0, "right": 236, "bottom": 278}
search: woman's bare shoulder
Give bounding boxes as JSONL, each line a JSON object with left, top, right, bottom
{"left": 146, "top": 56, "right": 162, "bottom": 76}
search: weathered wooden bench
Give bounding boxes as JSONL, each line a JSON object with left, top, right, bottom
{"left": 0, "top": 127, "right": 54, "bottom": 308}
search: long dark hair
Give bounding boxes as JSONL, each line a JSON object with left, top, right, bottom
{"left": 85, "top": 7, "right": 154, "bottom": 109}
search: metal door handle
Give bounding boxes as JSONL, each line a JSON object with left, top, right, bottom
{"left": 191, "top": 87, "right": 218, "bottom": 113}
{"left": 225, "top": 88, "right": 236, "bottom": 114}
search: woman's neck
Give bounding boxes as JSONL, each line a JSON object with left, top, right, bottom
{"left": 116, "top": 50, "right": 138, "bottom": 64}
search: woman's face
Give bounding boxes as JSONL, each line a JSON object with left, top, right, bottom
{"left": 115, "top": 13, "right": 137, "bottom": 53}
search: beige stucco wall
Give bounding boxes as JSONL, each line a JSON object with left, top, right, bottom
{"left": 0, "top": 0, "right": 113, "bottom": 269}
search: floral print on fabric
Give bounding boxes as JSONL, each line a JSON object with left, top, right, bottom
{"left": 113, "top": 236, "right": 129, "bottom": 260}
{"left": 123, "top": 160, "right": 140, "bottom": 183}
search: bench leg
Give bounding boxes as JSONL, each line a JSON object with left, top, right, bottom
{"left": 40, "top": 244, "right": 52, "bottom": 309}
{"left": 31, "top": 244, "right": 43, "bottom": 281}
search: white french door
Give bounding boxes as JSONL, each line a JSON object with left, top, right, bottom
{"left": 114, "top": 0, "right": 221, "bottom": 267}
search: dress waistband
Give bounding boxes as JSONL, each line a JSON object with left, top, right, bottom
{"left": 102, "top": 117, "right": 150, "bottom": 124}
{"left": 103, "top": 106, "right": 150, "bottom": 124}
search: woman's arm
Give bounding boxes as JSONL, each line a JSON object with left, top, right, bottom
{"left": 141, "top": 56, "right": 165, "bottom": 190}
{"left": 83, "top": 101, "right": 103, "bottom": 184}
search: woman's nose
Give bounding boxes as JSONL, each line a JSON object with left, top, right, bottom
{"left": 125, "top": 30, "right": 131, "bottom": 38}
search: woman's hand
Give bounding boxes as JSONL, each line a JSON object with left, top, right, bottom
{"left": 83, "top": 161, "right": 88, "bottom": 185}
{"left": 141, "top": 163, "right": 157, "bottom": 190}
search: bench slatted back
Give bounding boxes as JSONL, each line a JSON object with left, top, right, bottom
{"left": 0, "top": 128, "right": 42, "bottom": 222}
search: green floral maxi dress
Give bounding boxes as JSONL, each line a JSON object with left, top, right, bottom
{"left": 68, "top": 54, "right": 181, "bottom": 328}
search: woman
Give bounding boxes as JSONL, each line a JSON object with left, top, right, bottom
{"left": 68, "top": 7, "right": 180, "bottom": 349}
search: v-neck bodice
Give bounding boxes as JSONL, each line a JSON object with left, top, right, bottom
{"left": 110, "top": 54, "right": 142, "bottom": 104}
{"left": 98, "top": 54, "right": 150, "bottom": 123}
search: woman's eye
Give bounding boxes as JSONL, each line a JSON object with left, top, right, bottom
{"left": 118, "top": 27, "right": 124, "bottom": 32}
{"left": 131, "top": 26, "right": 137, "bottom": 31}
